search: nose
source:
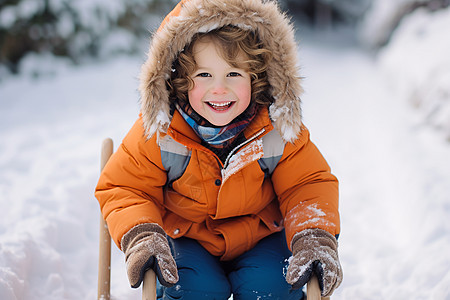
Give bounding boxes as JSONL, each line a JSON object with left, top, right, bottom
{"left": 211, "top": 79, "right": 227, "bottom": 95}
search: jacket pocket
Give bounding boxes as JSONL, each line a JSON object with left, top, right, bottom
{"left": 163, "top": 211, "right": 193, "bottom": 238}
{"left": 258, "top": 199, "right": 283, "bottom": 233}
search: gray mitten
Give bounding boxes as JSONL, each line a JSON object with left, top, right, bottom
{"left": 121, "top": 223, "right": 179, "bottom": 288}
{"left": 286, "top": 228, "right": 343, "bottom": 297}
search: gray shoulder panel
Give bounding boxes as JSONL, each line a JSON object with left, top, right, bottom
{"left": 258, "top": 129, "right": 285, "bottom": 176}
{"left": 159, "top": 135, "right": 191, "bottom": 183}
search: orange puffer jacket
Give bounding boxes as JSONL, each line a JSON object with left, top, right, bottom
{"left": 96, "top": 106, "right": 339, "bottom": 260}
{"left": 95, "top": 0, "right": 340, "bottom": 260}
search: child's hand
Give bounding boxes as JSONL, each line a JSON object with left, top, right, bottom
{"left": 286, "top": 229, "right": 343, "bottom": 297}
{"left": 121, "top": 223, "right": 179, "bottom": 288}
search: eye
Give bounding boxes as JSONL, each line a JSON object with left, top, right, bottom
{"left": 196, "top": 72, "right": 211, "bottom": 77}
{"left": 227, "top": 72, "right": 241, "bottom": 77}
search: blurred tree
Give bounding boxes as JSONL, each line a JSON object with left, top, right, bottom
{"left": 1, "top": 0, "right": 61, "bottom": 73}
{"left": 0, "top": 0, "right": 178, "bottom": 74}
{"left": 360, "top": 0, "right": 450, "bottom": 49}
{"left": 278, "top": 0, "right": 371, "bottom": 28}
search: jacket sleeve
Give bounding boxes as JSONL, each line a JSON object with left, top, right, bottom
{"left": 95, "top": 117, "right": 167, "bottom": 249}
{"left": 272, "top": 126, "right": 340, "bottom": 249}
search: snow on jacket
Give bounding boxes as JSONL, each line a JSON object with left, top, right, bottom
{"left": 95, "top": 0, "right": 340, "bottom": 260}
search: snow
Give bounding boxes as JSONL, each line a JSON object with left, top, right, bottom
{"left": 378, "top": 6, "right": 450, "bottom": 141}
{"left": 298, "top": 26, "right": 450, "bottom": 299}
{"left": 358, "top": 0, "right": 430, "bottom": 48}
{"left": 222, "top": 138, "right": 264, "bottom": 182}
{"left": 0, "top": 6, "right": 17, "bottom": 28}
{"left": 1, "top": 20, "right": 450, "bottom": 300}
{"left": 0, "top": 57, "right": 142, "bottom": 299}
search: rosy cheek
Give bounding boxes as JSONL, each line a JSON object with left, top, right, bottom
{"left": 234, "top": 81, "right": 252, "bottom": 102}
{"left": 188, "top": 82, "right": 205, "bottom": 106}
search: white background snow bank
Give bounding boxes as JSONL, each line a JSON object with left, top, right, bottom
{"left": 0, "top": 57, "right": 142, "bottom": 299}
{"left": 1, "top": 28, "right": 450, "bottom": 300}
{"left": 378, "top": 6, "right": 450, "bottom": 141}
{"left": 299, "top": 30, "right": 450, "bottom": 299}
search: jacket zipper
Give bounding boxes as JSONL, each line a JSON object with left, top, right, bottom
{"left": 223, "top": 128, "right": 266, "bottom": 169}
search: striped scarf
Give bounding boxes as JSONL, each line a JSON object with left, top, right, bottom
{"left": 176, "top": 100, "right": 257, "bottom": 150}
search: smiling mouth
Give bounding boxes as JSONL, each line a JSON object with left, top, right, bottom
{"left": 207, "top": 101, "right": 234, "bottom": 111}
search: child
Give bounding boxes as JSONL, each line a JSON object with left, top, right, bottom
{"left": 96, "top": 0, "right": 342, "bottom": 299}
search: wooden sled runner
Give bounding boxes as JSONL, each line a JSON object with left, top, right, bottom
{"left": 97, "top": 138, "right": 157, "bottom": 300}
{"left": 96, "top": 138, "right": 328, "bottom": 300}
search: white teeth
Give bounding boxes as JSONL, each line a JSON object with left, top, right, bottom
{"left": 209, "top": 102, "right": 232, "bottom": 107}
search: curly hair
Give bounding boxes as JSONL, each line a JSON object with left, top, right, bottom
{"left": 168, "top": 25, "right": 273, "bottom": 106}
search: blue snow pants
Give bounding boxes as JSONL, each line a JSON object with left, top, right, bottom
{"left": 156, "top": 231, "right": 304, "bottom": 300}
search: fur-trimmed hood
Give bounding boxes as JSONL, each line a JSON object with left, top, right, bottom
{"left": 139, "top": 0, "right": 303, "bottom": 142}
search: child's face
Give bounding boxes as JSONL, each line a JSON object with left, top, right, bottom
{"left": 188, "top": 39, "right": 252, "bottom": 126}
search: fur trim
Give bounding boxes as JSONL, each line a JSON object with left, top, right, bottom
{"left": 139, "top": 0, "right": 303, "bottom": 143}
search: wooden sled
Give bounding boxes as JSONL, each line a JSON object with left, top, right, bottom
{"left": 97, "top": 138, "right": 157, "bottom": 300}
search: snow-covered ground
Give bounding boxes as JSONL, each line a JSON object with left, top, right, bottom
{"left": 1, "top": 27, "right": 450, "bottom": 300}
{"left": 378, "top": 7, "right": 450, "bottom": 142}
{"left": 298, "top": 29, "right": 450, "bottom": 299}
